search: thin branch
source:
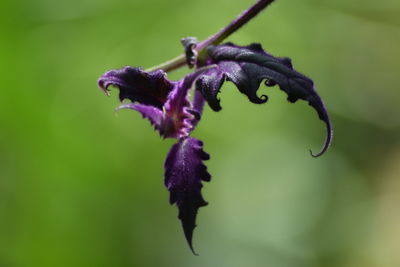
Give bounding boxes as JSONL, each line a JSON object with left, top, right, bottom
{"left": 197, "top": 0, "right": 275, "bottom": 50}
{"left": 146, "top": 0, "right": 276, "bottom": 72}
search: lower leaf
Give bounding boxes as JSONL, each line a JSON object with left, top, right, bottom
{"left": 164, "top": 137, "right": 211, "bottom": 254}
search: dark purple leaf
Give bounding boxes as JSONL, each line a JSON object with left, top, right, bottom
{"left": 98, "top": 66, "right": 175, "bottom": 109}
{"left": 164, "top": 137, "right": 211, "bottom": 254}
{"left": 196, "top": 43, "right": 332, "bottom": 157}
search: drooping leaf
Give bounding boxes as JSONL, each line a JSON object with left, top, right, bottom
{"left": 164, "top": 137, "right": 211, "bottom": 254}
{"left": 196, "top": 43, "right": 332, "bottom": 156}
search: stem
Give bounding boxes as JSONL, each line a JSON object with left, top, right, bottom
{"left": 197, "top": 0, "right": 275, "bottom": 50}
{"left": 146, "top": 54, "right": 186, "bottom": 73}
{"left": 146, "top": 0, "right": 275, "bottom": 72}
{"left": 192, "top": 90, "right": 206, "bottom": 114}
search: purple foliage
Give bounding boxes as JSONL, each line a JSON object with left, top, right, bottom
{"left": 97, "top": 0, "right": 332, "bottom": 254}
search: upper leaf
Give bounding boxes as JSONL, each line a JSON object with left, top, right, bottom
{"left": 164, "top": 137, "right": 211, "bottom": 254}
{"left": 196, "top": 43, "right": 332, "bottom": 157}
{"left": 98, "top": 67, "right": 174, "bottom": 109}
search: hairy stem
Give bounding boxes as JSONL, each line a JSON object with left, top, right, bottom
{"left": 191, "top": 90, "right": 206, "bottom": 129}
{"left": 146, "top": 0, "right": 275, "bottom": 73}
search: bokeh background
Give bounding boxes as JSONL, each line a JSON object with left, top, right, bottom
{"left": 1, "top": 0, "right": 400, "bottom": 266}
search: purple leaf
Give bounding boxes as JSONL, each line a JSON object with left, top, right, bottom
{"left": 196, "top": 43, "right": 332, "bottom": 157}
{"left": 98, "top": 66, "right": 175, "bottom": 109}
{"left": 164, "top": 137, "right": 211, "bottom": 254}
{"left": 116, "top": 103, "right": 164, "bottom": 134}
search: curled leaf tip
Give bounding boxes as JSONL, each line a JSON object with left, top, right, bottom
{"left": 310, "top": 118, "right": 333, "bottom": 158}
{"left": 114, "top": 104, "right": 129, "bottom": 111}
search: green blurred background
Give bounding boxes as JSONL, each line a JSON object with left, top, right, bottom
{"left": 1, "top": 0, "right": 400, "bottom": 266}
